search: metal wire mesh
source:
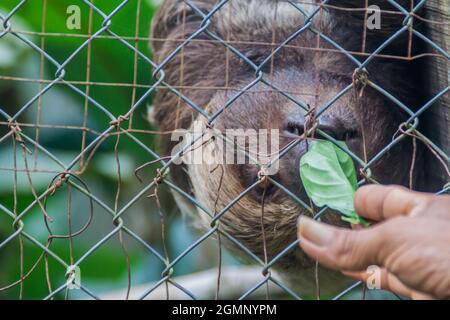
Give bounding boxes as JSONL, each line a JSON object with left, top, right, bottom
{"left": 0, "top": 0, "right": 448, "bottom": 300}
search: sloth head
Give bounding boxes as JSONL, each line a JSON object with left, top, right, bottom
{"left": 149, "top": 0, "right": 421, "bottom": 295}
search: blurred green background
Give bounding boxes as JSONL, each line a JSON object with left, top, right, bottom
{"left": 0, "top": 0, "right": 240, "bottom": 299}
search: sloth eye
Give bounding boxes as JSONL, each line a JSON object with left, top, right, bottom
{"left": 286, "top": 120, "right": 358, "bottom": 142}
{"left": 343, "top": 129, "right": 358, "bottom": 141}
{"left": 319, "top": 127, "right": 359, "bottom": 141}
{"left": 286, "top": 121, "right": 304, "bottom": 137}
{"left": 245, "top": 51, "right": 265, "bottom": 64}
{"left": 243, "top": 50, "right": 273, "bottom": 69}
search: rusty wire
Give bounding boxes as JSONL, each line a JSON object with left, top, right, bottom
{"left": 0, "top": 0, "right": 449, "bottom": 300}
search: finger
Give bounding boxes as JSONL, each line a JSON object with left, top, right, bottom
{"left": 354, "top": 185, "right": 430, "bottom": 221}
{"left": 298, "top": 216, "right": 385, "bottom": 271}
{"left": 420, "top": 195, "right": 450, "bottom": 220}
{"left": 342, "top": 269, "right": 434, "bottom": 300}
{"left": 342, "top": 269, "right": 413, "bottom": 298}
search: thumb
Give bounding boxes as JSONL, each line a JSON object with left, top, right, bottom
{"left": 297, "top": 216, "right": 386, "bottom": 271}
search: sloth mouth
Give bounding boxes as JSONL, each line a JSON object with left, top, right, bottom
{"left": 237, "top": 164, "right": 281, "bottom": 202}
{"left": 253, "top": 176, "right": 278, "bottom": 200}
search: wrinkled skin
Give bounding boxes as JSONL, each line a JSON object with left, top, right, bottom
{"left": 149, "top": 0, "right": 422, "bottom": 296}
{"left": 299, "top": 185, "right": 450, "bottom": 299}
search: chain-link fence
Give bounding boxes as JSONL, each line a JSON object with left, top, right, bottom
{"left": 0, "top": 0, "right": 448, "bottom": 300}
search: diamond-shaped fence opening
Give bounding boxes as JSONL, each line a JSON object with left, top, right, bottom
{"left": 0, "top": 0, "right": 448, "bottom": 300}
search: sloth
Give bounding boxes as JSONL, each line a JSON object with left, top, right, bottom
{"left": 149, "top": 0, "right": 423, "bottom": 297}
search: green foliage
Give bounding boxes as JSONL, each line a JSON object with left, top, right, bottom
{"left": 0, "top": 0, "right": 160, "bottom": 156}
{"left": 300, "top": 140, "right": 368, "bottom": 226}
{"left": 0, "top": 0, "right": 242, "bottom": 299}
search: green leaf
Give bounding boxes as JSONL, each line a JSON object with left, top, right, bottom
{"left": 330, "top": 141, "right": 358, "bottom": 191}
{"left": 300, "top": 140, "right": 368, "bottom": 226}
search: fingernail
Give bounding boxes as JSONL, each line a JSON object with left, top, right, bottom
{"left": 298, "top": 216, "right": 333, "bottom": 246}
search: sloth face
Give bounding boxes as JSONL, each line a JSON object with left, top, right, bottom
{"left": 150, "top": 0, "right": 416, "bottom": 294}
{"left": 185, "top": 64, "right": 409, "bottom": 269}
{"left": 205, "top": 70, "right": 394, "bottom": 206}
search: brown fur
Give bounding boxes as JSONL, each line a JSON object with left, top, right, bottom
{"left": 149, "top": 0, "right": 422, "bottom": 297}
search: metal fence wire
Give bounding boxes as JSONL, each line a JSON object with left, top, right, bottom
{"left": 0, "top": 0, "right": 449, "bottom": 300}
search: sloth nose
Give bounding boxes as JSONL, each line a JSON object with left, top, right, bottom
{"left": 285, "top": 115, "right": 350, "bottom": 141}
{"left": 317, "top": 117, "right": 349, "bottom": 141}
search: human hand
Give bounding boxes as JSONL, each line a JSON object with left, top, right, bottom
{"left": 297, "top": 185, "right": 450, "bottom": 299}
